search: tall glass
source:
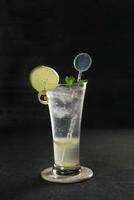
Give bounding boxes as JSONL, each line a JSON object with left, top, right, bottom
{"left": 41, "top": 83, "right": 93, "bottom": 183}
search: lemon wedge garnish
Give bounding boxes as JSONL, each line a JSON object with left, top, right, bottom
{"left": 30, "top": 65, "right": 59, "bottom": 92}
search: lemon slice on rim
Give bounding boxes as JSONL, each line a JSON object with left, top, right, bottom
{"left": 30, "top": 65, "right": 59, "bottom": 92}
{"left": 38, "top": 90, "right": 48, "bottom": 105}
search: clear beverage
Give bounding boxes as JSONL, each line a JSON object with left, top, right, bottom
{"left": 53, "top": 137, "right": 79, "bottom": 167}
{"left": 47, "top": 83, "right": 87, "bottom": 175}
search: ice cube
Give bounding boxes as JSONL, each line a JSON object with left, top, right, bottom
{"left": 52, "top": 106, "right": 70, "bottom": 118}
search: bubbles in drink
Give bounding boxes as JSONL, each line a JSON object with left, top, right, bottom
{"left": 47, "top": 86, "right": 82, "bottom": 119}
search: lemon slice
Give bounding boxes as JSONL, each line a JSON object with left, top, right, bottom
{"left": 38, "top": 90, "right": 48, "bottom": 105}
{"left": 30, "top": 65, "right": 59, "bottom": 92}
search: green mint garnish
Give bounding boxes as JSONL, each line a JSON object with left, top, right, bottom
{"left": 65, "top": 76, "right": 76, "bottom": 87}
{"left": 77, "top": 79, "right": 88, "bottom": 85}
{"left": 65, "top": 76, "right": 87, "bottom": 87}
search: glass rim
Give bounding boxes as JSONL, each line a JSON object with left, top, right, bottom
{"left": 45, "top": 82, "right": 88, "bottom": 93}
{"left": 55, "top": 82, "right": 88, "bottom": 86}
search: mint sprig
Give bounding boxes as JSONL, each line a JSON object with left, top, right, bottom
{"left": 65, "top": 76, "right": 76, "bottom": 87}
{"left": 65, "top": 76, "right": 87, "bottom": 87}
{"left": 77, "top": 79, "right": 88, "bottom": 85}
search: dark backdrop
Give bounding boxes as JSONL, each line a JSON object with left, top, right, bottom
{"left": 0, "top": 0, "right": 134, "bottom": 130}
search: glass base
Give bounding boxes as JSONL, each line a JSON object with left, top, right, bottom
{"left": 41, "top": 166, "right": 93, "bottom": 183}
{"left": 53, "top": 164, "right": 81, "bottom": 176}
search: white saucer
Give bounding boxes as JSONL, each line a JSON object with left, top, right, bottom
{"left": 41, "top": 166, "right": 93, "bottom": 184}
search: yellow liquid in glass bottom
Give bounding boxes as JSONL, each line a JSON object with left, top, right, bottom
{"left": 53, "top": 137, "right": 80, "bottom": 167}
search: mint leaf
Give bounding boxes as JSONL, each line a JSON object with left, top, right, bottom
{"left": 64, "top": 76, "right": 87, "bottom": 87}
{"left": 77, "top": 79, "right": 88, "bottom": 84}
{"left": 65, "top": 76, "right": 76, "bottom": 87}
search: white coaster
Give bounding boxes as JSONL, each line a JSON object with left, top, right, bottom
{"left": 41, "top": 166, "right": 93, "bottom": 184}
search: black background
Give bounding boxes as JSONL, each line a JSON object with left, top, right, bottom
{"left": 0, "top": 0, "right": 134, "bottom": 130}
{"left": 1, "top": 1, "right": 134, "bottom": 200}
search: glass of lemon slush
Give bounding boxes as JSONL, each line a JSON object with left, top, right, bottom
{"left": 30, "top": 65, "right": 93, "bottom": 183}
